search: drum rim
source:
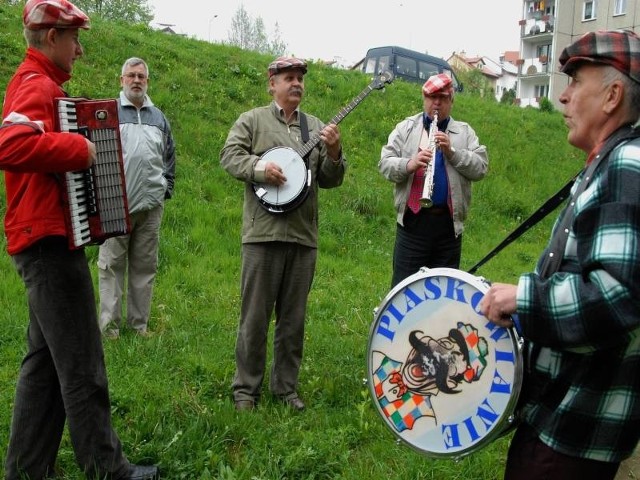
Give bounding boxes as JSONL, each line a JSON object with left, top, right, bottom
{"left": 366, "top": 267, "right": 523, "bottom": 459}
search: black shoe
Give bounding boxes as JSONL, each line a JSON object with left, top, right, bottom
{"left": 122, "top": 464, "right": 159, "bottom": 480}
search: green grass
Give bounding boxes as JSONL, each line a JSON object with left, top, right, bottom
{"left": 0, "top": 3, "right": 584, "bottom": 478}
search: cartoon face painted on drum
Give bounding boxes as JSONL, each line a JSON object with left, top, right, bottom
{"left": 373, "top": 323, "right": 488, "bottom": 432}
{"left": 403, "top": 325, "right": 488, "bottom": 395}
{"left": 367, "top": 268, "right": 523, "bottom": 458}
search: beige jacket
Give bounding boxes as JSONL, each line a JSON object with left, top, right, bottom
{"left": 379, "top": 113, "right": 488, "bottom": 236}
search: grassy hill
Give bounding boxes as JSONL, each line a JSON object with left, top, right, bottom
{"left": 0, "top": 3, "right": 585, "bottom": 478}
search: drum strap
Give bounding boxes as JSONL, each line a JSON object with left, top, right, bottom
{"left": 467, "top": 179, "right": 574, "bottom": 275}
{"left": 468, "top": 125, "right": 640, "bottom": 276}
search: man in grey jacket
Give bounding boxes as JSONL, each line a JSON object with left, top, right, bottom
{"left": 379, "top": 73, "right": 488, "bottom": 287}
{"left": 98, "top": 57, "right": 176, "bottom": 338}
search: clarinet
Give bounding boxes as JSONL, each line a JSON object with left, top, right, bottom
{"left": 419, "top": 110, "right": 438, "bottom": 208}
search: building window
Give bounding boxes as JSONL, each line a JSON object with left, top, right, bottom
{"left": 536, "top": 44, "right": 551, "bottom": 57}
{"left": 614, "top": 0, "right": 626, "bottom": 15}
{"left": 535, "top": 84, "right": 549, "bottom": 98}
{"left": 583, "top": 1, "right": 596, "bottom": 20}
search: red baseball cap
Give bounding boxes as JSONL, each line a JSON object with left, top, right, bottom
{"left": 23, "top": 0, "right": 90, "bottom": 31}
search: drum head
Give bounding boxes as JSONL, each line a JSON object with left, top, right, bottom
{"left": 367, "top": 268, "right": 522, "bottom": 458}
{"left": 257, "top": 147, "right": 308, "bottom": 206}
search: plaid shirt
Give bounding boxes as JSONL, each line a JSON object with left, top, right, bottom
{"left": 516, "top": 134, "right": 640, "bottom": 463}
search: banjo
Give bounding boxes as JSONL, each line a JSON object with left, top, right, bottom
{"left": 253, "top": 70, "right": 394, "bottom": 214}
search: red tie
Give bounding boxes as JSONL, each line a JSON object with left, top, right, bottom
{"left": 407, "top": 167, "right": 425, "bottom": 214}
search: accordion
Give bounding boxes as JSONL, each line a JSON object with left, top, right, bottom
{"left": 55, "top": 98, "right": 131, "bottom": 249}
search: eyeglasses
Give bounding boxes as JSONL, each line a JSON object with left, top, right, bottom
{"left": 123, "top": 73, "right": 147, "bottom": 80}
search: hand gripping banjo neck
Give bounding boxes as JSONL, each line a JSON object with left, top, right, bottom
{"left": 253, "top": 70, "right": 394, "bottom": 214}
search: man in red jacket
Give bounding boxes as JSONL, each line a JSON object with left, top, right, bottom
{"left": 0, "top": 1, "right": 158, "bottom": 478}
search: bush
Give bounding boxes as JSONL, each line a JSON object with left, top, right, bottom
{"left": 539, "top": 96, "right": 555, "bottom": 113}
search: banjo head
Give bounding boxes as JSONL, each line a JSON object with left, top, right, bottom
{"left": 253, "top": 147, "right": 309, "bottom": 213}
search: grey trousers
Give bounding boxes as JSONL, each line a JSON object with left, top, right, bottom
{"left": 232, "top": 242, "right": 317, "bottom": 402}
{"left": 5, "top": 236, "right": 128, "bottom": 480}
{"left": 97, "top": 204, "right": 164, "bottom": 333}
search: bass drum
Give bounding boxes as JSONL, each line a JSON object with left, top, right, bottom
{"left": 366, "top": 267, "right": 523, "bottom": 459}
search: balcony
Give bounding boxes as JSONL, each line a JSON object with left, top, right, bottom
{"left": 519, "top": 57, "right": 552, "bottom": 76}
{"left": 519, "top": 14, "right": 555, "bottom": 38}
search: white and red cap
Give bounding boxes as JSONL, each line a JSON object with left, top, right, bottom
{"left": 422, "top": 73, "right": 454, "bottom": 97}
{"left": 23, "top": 0, "right": 90, "bottom": 31}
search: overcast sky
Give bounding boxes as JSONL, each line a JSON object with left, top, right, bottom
{"left": 148, "top": 0, "right": 523, "bottom": 66}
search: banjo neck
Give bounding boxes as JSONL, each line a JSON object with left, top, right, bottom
{"left": 297, "top": 70, "right": 394, "bottom": 159}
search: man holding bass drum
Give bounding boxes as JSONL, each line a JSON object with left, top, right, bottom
{"left": 481, "top": 30, "right": 640, "bottom": 480}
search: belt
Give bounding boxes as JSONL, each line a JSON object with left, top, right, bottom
{"left": 405, "top": 206, "right": 449, "bottom": 218}
{"left": 425, "top": 206, "right": 448, "bottom": 215}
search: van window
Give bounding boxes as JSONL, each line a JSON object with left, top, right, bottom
{"left": 418, "top": 60, "right": 442, "bottom": 81}
{"left": 363, "top": 55, "right": 390, "bottom": 75}
{"left": 364, "top": 57, "right": 377, "bottom": 74}
{"left": 396, "top": 56, "right": 417, "bottom": 77}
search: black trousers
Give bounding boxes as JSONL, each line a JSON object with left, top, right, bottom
{"left": 391, "top": 207, "right": 461, "bottom": 288}
{"left": 504, "top": 423, "right": 620, "bottom": 480}
{"left": 6, "top": 236, "right": 128, "bottom": 480}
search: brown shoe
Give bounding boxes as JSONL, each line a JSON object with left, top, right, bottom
{"left": 103, "top": 328, "right": 120, "bottom": 339}
{"left": 235, "top": 400, "right": 255, "bottom": 411}
{"left": 281, "top": 396, "right": 305, "bottom": 411}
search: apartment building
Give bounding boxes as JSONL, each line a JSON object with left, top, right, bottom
{"left": 518, "top": 0, "right": 639, "bottom": 108}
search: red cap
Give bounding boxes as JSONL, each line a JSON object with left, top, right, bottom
{"left": 422, "top": 73, "right": 454, "bottom": 96}
{"left": 23, "top": 0, "right": 90, "bottom": 31}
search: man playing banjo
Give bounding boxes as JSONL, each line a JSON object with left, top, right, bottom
{"left": 220, "top": 56, "right": 346, "bottom": 412}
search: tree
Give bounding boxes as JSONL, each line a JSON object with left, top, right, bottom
{"left": 250, "top": 17, "right": 268, "bottom": 52}
{"left": 457, "top": 68, "right": 495, "bottom": 101}
{"left": 227, "top": 4, "right": 288, "bottom": 56}
{"left": 72, "top": 0, "right": 153, "bottom": 24}
{"left": 227, "top": 4, "right": 253, "bottom": 50}
{"left": 269, "top": 22, "right": 287, "bottom": 56}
